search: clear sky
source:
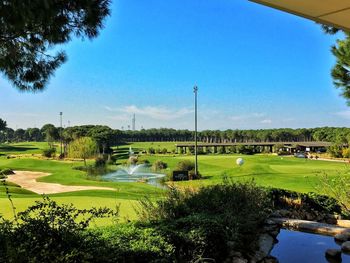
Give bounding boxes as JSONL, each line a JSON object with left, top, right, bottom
{"left": 1, "top": 0, "right": 349, "bottom": 130}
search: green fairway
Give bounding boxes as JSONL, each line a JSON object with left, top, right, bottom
{"left": 138, "top": 154, "right": 349, "bottom": 193}
{"left": 1, "top": 141, "right": 349, "bottom": 223}
{"left": 0, "top": 196, "right": 138, "bottom": 224}
{"left": 0, "top": 142, "right": 50, "bottom": 155}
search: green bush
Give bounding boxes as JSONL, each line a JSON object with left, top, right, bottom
{"left": 148, "top": 147, "right": 155, "bottom": 154}
{"left": 174, "top": 160, "right": 201, "bottom": 179}
{"left": 161, "top": 148, "right": 168, "bottom": 154}
{"left": 266, "top": 188, "right": 342, "bottom": 215}
{"left": 0, "top": 197, "right": 117, "bottom": 263}
{"left": 95, "top": 157, "right": 106, "bottom": 168}
{"left": 0, "top": 168, "right": 14, "bottom": 176}
{"left": 95, "top": 224, "right": 175, "bottom": 262}
{"left": 137, "top": 181, "right": 271, "bottom": 262}
{"left": 152, "top": 160, "right": 167, "bottom": 171}
{"left": 42, "top": 147, "right": 56, "bottom": 158}
{"left": 175, "top": 160, "right": 194, "bottom": 171}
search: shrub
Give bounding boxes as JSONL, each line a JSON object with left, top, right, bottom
{"left": 152, "top": 160, "right": 167, "bottom": 171}
{"left": 315, "top": 171, "right": 350, "bottom": 216}
{"left": 266, "top": 187, "right": 342, "bottom": 215}
{"left": 137, "top": 159, "right": 150, "bottom": 165}
{"left": 328, "top": 144, "right": 343, "bottom": 158}
{"left": 174, "top": 160, "right": 201, "bottom": 179}
{"left": 343, "top": 148, "right": 350, "bottom": 158}
{"left": 148, "top": 147, "right": 155, "bottom": 154}
{"left": 0, "top": 197, "right": 117, "bottom": 262}
{"left": 0, "top": 168, "right": 14, "bottom": 180}
{"left": 42, "top": 147, "right": 56, "bottom": 158}
{"left": 127, "top": 156, "right": 138, "bottom": 165}
{"left": 0, "top": 168, "right": 14, "bottom": 176}
{"left": 137, "top": 181, "right": 271, "bottom": 262}
{"left": 175, "top": 160, "right": 195, "bottom": 171}
{"left": 218, "top": 146, "right": 225, "bottom": 154}
{"left": 95, "top": 224, "right": 175, "bottom": 262}
{"left": 95, "top": 157, "right": 106, "bottom": 168}
{"left": 161, "top": 148, "right": 168, "bottom": 154}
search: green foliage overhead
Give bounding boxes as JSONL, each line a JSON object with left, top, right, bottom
{"left": 0, "top": 0, "right": 111, "bottom": 91}
{"left": 331, "top": 34, "right": 350, "bottom": 104}
{"left": 322, "top": 25, "right": 350, "bottom": 104}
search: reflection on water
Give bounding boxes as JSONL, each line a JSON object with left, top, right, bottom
{"left": 271, "top": 230, "right": 350, "bottom": 263}
{"left": 101, "top": 165, "right": 167, "bottom": 188}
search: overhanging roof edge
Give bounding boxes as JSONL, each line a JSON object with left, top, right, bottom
{"left": 249, "top": 0, "right": 350, "bottom": 32}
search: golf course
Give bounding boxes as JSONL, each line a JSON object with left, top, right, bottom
{"left": 0, "top": 141, "right": 348, "bottom": 224}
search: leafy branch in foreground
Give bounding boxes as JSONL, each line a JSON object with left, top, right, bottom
{"left": 0, "top": 196, "right": 119, "bottom": 262}
{"left": 316, "top": 169, "right": 350, "bottom": 216}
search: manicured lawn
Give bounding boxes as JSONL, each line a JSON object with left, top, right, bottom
{"left": 0, "top": 142, "right": 50, "bottom": 155}
{"left": 139, "top": 154, "right": 349, "bottom": 193}
{"left": 1, "top": 141, "right": 349, "bottom": 223}
{"left": 0, "top": 196, "right": 138, "bottom": 224}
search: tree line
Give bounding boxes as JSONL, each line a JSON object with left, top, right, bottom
{"left": 1, "top": 118, "right": 350, "bottom": 147}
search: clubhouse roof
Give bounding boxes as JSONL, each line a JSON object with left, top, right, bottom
{"left": 250, "top": 0, "right": 350, "bottom": 32}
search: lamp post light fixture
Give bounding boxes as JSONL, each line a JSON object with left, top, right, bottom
{"left": 194, "top": 85, "right": 198, "bottom": 178}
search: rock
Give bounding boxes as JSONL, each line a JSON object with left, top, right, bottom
{"left": 232, "top": 257, "right": 248, "bottom": 263}
{"left": 230, "top": 251, "right": 242, "bottom": 257}
{"left": 325, "top": 248, "right": 341, "bottom": 259}
{"left": 269, "top": 230, "right": 280, "bottom": 238}
{"left": 305, "top": 212, "right": 314, "bottom": 221}
{"left": 252, "top": 234, "right": 275, "bottom": 263}
{"left": 326, "top": 218, "right": 338, "bottom": 225}
{"left": 270, "top": 211, "right": 282, "bottom": 218}
{"left": 196, "top": 258, "right": 216, "bottom": 263}
{"left": 261, "top": 256, "right": 279, "bottom": 263}
{"left": 263, "top": 224, "right": 279, "bottom": 232}
{"left": 278, "top": 209, "right": 290, "bottom": 217}
{"left": 335, "top": 232, "right": 350, "bottom": 243}
{"left": 341, "top": 241, "right": 350, "bottom": 253}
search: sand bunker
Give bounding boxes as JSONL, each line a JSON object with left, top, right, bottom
{"left": 6, "top": 171, "right": 115, "bottom": 194}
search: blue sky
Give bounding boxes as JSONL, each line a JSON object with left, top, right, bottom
{"left": 1, "top": 0, "right": 349, "bottom": 130}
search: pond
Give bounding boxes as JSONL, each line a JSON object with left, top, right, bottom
{"left": 271, "top": 229, "right": 350, "bottom": 263}
{"left": 101, "top": 164, "right": 166, "bottom": 188}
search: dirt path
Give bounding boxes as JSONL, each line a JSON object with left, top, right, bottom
{"left": 6, "top": 171, "right": 115, "bottom": 194}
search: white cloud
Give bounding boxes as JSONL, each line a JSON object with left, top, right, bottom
{"left": 104, "top": 106, "right": 117, "bottom": 112}
{"left": 260, "top": 119, "right": 272, "bottom": 124}
{"left": 335, "top": 110, "right": 350, "bottom": 119}
{"left": 105, "top": 105, "right": 193, "bottom": 120}
{"left": 107, "top": 114, "right": 130, "bottom": 121}
{"left": 252, "top": 113, "right": 265, "bottom": 118}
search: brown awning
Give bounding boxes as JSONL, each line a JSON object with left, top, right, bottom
{"left": 250, "top": 0, "right": 350, "bottom": 32}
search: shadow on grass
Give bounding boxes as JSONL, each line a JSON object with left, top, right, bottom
{"left": 0, "top": 145, "right": 39, "bottom": 153}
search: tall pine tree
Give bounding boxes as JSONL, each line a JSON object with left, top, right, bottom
{"left": 0, "top": 0, "right": 111, "bottom": 91}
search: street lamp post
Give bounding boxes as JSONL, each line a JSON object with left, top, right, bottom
{"left": 194, "top": 85, "right": 198, "bottom": 178}
{"left": 60, "top": 112, "right": 63, "bottom": 157}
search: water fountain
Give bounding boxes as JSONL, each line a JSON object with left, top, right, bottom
{"left": 102, "top": 163, "right": 166, "bottom": 183}
{"left": 102, "top": 147, "right": 166, "bottom": 184}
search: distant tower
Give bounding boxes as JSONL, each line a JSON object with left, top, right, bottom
{"left": 132, "top": 114, "right": 136, "bottom": 131}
